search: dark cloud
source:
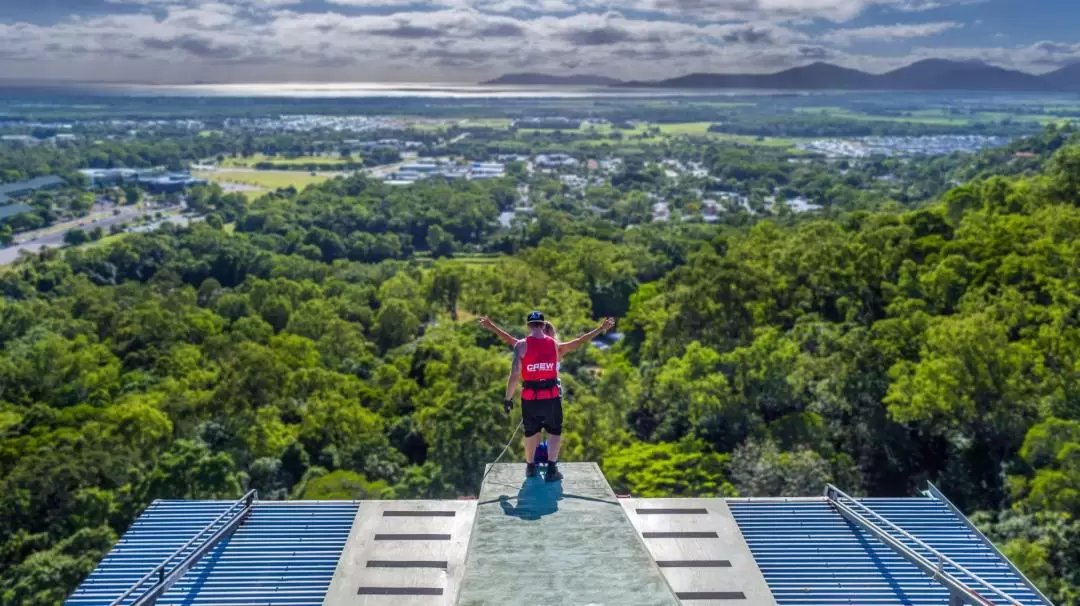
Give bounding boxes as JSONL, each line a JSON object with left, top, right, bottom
{"left": 798, "top": 45, "right": 830, "bottom": 59}
{"left": 651, "top": 0, "right": 757, "bottom": 11}
{"left": 368, "top": 22, "right": 444, "bottom": 38}
{"left": 422, "top": 46, "right": 494, "bottom": 67}
{"left": 141, "top": 35, "right": 242, "bottom": 60}
{"left": 562, "top": 25, "right": 632, "bottom": 45}
{"left": 613, "top": 44, "right": 709, "bottom": 61}
{"left": 721, "top": 27, "right": 772, "bottom": 44}
{"left": 476, "top": 22, "right": 526, "bottom": 37}
{"left": 1032, "top": 41, "right": 1075, "bottom": 55}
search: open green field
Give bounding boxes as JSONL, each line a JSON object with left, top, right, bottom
{"left": 221, "top": 153, "right": 351, "bottom": 168}
{"left": 706, "top": 133, "right": 800, "bottom": 147}
{"left": 517, "top": 121, "right": 796, "bottom": 147}
{"left": 977, "top": 112, "right": 1073, "bottom": 124}
{"left": 415, "top": 252, "right": 503, "bottom": 266}
{"left": 82, "top": 232, "right": 130, "bottom": 249}
{"left": 406, "top": 120, "right": 453, "bottom": 132}
{"left": 194, "top": 170, "right": 332, "bottom": 192}
{"left": 656, "top": 122, "right": 714, "bottom": 135}
{"left": 795, "top": 106, "right": 1077, "bottom": 126}
{"left": 575, "top": 137, "right": 664, "bottom": 148}
{"left": 458, "top": 118, "right": 513, "bottom": 128}
{"left": 795, "top": 106, "right": 971, "bottom": 125}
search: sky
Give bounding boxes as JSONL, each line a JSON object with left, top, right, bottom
{"left": 0, "top": 0, "right": 1078, "bottom": 84}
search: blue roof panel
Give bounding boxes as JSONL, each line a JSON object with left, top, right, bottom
{"left": 66, "top": 501, "right": 358, "bottom": 606}
{"left": 67, "top": 501, "right": 236, "bottom": 606}
{"left": 68, "top": 491, "right": 1046, "bottom": 606}
{"left": 729, "top": 497, "right": 1046, "bottom": 606}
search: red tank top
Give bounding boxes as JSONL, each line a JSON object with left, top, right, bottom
{"left": 521, "top": 335, "right": 560, "bottom": 400}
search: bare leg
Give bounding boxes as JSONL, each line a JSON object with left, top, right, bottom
{"left": 524, "top": 433, "right": 542, "bottom": 463}
{"left": 547, "top": 434, "right": 562, "bottom": 462}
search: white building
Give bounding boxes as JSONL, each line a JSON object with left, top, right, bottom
{"left": 534, "top": 153, "right": 579, "bottom": 168}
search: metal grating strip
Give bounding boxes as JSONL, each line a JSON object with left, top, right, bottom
{"left": 676, "top": 591, "right": 746, "bottom": 600}
{"left": 642, "top": 532, "right": 718, "bottom": 539}
{"left": 366, "top": 561, "right": 448, "bottom": 569}
{"left": 656, "top": 560, "right": 731, "bottom": 568}
{"left": 357, "top": 587, "right": 444, "bottom": 596}
{"left": 635, "top": 508, "right": 709, "bottom": 515}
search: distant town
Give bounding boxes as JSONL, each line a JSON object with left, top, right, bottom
{"left": 3, "top": 86, "right": 1074, "bottom": 265}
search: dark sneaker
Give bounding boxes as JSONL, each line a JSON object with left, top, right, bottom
{"left": 545, "top": 462, "right": 563, "bottom": 482}
{"left": 526, "top": 463, "right": 537, "bottom": 478}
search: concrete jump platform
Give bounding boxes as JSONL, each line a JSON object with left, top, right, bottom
{"left": 620, "top": 499, "right": 776, "bottom": 606}
{"left": 456, "top": 462, "right": 680, "bottom": 606}
{"left": 323, "top": 500, "right": 477, "bottom": 606}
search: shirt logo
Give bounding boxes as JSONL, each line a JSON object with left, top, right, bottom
{"left": 526, "top": 362, "right": 555, "bottom": 372}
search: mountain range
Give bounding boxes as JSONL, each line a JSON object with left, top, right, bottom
{"left": 481, "top": 73, "right": 622, "bottom": 86}
{"left": 482, "top": 60, "right": 1080, "bottom": 92}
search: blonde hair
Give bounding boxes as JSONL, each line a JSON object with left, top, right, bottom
{"left": 543, "top": 321, "right": 557, "bottom": 340}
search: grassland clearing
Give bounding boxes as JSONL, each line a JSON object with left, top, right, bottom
{"left": 794, "top": 106, "right": 970, "bottom": 125}
{"left": 221, "top": 153, "right": 352, "bottom": 168}
{"left": 705, "top": 133, "right": 799, "bottom": 147}
{"left": 458, "top": 118, "right": 513, "bottom": 128}
{"left": 655, "top": 122, "right": 714, "bottom": 135}
{"left": 194, "top": 170, "right": 332, "bottom": 192}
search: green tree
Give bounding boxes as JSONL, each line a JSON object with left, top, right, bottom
{"left": 603, "top": 440, "right": 736, "bottom": 497}
{"left": 63, "top": 228, "right": 89, "bottom": 246}
{"left": 373, "top": 299, "right": 420, "bottom": 352}
{"left": 123, "top": 184, "right": 140, "bottom": 205}
{"left": 295, "top": 469, "right": 394, "bottom": 500}
{"left": 426, "top": 224, "right": 456, "bottom": 258}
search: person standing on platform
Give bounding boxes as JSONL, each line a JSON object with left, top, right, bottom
{"left": 499, "top": 311, "right": 615, "bottom": 480}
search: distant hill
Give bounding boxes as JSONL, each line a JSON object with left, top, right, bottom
{"left": 614, "top": 59, "right": 1080, "bottom": 92}
{"left": 1041, "top": 63, "right": 1080, "bottom": 91}
{"left": 879, "top": 59, "right": 1050, "bottom": 92}
{"left": 481, "top": 73, "right": 623, "bottom": 86}
{"left": 625, "top": 62, "right": 876, "bottom": 90}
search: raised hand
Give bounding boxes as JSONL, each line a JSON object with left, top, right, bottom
{"left": 478, "top": 316, "right": 493, "bottom": 330}
{"left": 601, "top": 317, "right": 616, "bottom": 332}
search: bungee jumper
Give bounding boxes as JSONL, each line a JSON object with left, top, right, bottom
{"left": 479, "top": 312, "right": 615, "bottom": 481}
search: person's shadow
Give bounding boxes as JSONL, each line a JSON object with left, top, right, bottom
{"left": 498, "top": 477, "right": 564, "bottom": 520}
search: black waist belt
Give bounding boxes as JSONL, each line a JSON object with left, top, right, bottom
{"left": 524, "top": 379, "right": 559, "bottom": 390}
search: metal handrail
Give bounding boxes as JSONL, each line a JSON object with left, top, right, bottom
{"left": 827, "top": 494, "right": 995, "bottom": 606}
{"left": 925, "top": 482, "right": 1053, "bottom": 606}
{"left": 109, "top": 490, "right": 257, "bottom": 606}
{"left": 825, "top": 484, "right": 1024, "bottom": 606}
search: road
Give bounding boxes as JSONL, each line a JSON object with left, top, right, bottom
{"left": 0, "top": 202, "right": 185, "bottom": 266}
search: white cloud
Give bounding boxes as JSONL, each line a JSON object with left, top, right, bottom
{"left": 891, "top": 0, "right": 987, "bottom": 11}
{"left": 822, "top": 21, "right": 962, "bottom": 46}
{"left": 901, "top": 41, "right": 1080, "bottom": 73}
{"left": 323, "top": 0, "right": 984, "bottom": 22}
{"left": 0, "top": 0, "right": 1069, "bottom": 83}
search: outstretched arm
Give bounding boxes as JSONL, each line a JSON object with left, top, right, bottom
{"left": 479, "top": 316, "right": 520, "bottom": 348}
{"left": 505, "top": 340, "right": 526, "bottom": 402}
{"left": 558, "top": 317, "right": 616, "bottom": 356}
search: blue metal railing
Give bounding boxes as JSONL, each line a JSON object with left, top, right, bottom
{"left": 825, "top": 484, "right": 1024, "bottom": 606}
{"left": 108, "top": 490, "right": 256, "bottom": 606}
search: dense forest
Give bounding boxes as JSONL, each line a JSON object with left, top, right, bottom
{"left": 3, "top": 138, "right": 1080, "bottom": 604}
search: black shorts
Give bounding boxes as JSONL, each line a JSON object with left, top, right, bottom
{"left": 521, "top": 397, "right": 562, "bottom": 437}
